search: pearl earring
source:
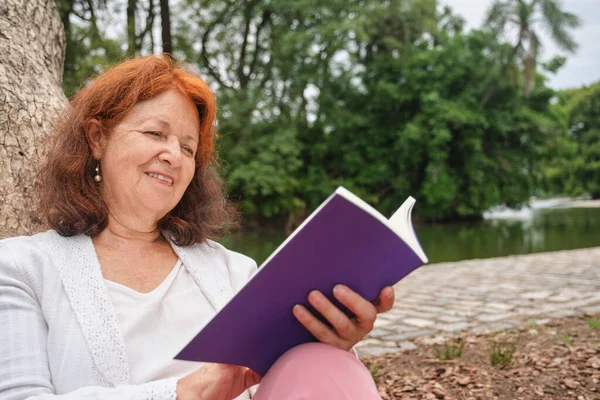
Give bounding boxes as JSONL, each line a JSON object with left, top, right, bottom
{"left": 94, "top": 163, "right": 102, "bottom": 183}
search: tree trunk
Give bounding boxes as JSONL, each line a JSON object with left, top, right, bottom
{"left": 524, "top": 35, "right": 535, "bottom": 98}
{"left": 160, "top": 0, "right": 172, "bottom": 54}
{"left": 127, "top": 0, "right": 137, "bottom": 56}
{"left": 0, "top": 0, "right": 66, "bottom": 238}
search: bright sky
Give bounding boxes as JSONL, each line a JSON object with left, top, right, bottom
{"left": 442, "top": 0, "right": 600, "bottom": 89}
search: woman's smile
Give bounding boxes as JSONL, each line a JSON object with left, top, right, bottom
{"left": 145, "top": 172, "right": 175, "bottom": 186}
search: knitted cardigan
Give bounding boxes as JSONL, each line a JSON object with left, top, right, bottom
{"left": 0, "top": 230, "right": 256, "bottom": 400}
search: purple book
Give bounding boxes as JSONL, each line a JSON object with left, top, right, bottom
{"left": 175, "top": 187, "right": 428, "bottom": 376}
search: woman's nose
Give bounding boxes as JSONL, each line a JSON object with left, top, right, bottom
{"left": 158, "top": 138, "right": 183, "bottom": 167}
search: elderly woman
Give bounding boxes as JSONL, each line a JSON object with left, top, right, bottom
{"left": 0, "top": 56, "right": 394, "bottom": 400}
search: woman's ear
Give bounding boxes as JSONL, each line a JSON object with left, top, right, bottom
{"left": 85, "top": 119, "right": 105, "bottom": 159}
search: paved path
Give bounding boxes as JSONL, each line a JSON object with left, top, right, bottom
{"left": 357, "top": 247, "right": 600, "bottom": 356}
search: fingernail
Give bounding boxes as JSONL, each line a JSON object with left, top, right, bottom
{"left": 293, "top": 304, "right": 304, "bottom": 315}
{"left": 334, "top": 284, "right": 346, "bottom": 296}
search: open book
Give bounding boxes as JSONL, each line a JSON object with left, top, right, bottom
{"left": 175, "top": 187, "right": 428, "bottom": 375}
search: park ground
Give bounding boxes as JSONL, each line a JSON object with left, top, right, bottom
{"left": 364, "top": 314, "right": 600, "bottom": 400}
{"left": 356, "top": 246, "right": 600, "bottom": 399}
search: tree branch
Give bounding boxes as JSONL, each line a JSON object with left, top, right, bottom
{"left": 86, "top": 0, "right": 100, "bottom": 39}
{"left": 137, "top": 0, "right": 156, "bottom": 49}
{"left": 248, "top": 9, "right": 272, "bottom": 81}
{"left": 237, "top": 2, "right": 254, "bottom": 88}
{"left": 200, "top": 1, "right": 236, "bottom": 88}
{"left": 71, "top": 6, "right": 91, "bottom": 21}
{"left": 259, "top": 56, "right": 273, "bottom": 89}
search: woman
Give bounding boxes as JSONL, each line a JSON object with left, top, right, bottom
{"left": 0, "top": 55, "right": 393, "bottom": 399}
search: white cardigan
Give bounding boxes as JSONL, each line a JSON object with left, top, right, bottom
{"left": 0, "top": 230, "right": 257, "bottom": 400}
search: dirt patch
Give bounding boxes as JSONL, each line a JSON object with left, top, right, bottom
{"left": 362, "top": 314, "right": 600, "bottom": 400}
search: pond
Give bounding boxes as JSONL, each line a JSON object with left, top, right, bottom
{"left": 222, "top": 206, "right": 600, "bottom": 265}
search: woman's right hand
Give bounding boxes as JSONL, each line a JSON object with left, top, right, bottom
{"left": 176, "top": 363, "right": 261, "bottom": 400}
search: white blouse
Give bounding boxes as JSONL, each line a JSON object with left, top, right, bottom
{"left": 105, "top": 259, "right": 254, "bottom": 399}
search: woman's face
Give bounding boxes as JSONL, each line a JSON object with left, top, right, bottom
{"left": 97, "top": 89, "right": 200, "bottom": 223}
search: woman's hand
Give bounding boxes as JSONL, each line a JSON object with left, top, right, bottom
{"left": 292, "top": 285, "right": 395, "bottom": 351}
{"left": 176, "top": 363, "right": 261, "bottom": 400}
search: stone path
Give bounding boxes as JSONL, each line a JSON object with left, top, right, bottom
{"left": 357, "top": 247, "right": 600, "bottom": 356}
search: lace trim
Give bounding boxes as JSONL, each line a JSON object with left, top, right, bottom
{"left": 170, "top": 239, "right": 234, "bottom": 311}
{"left": 136, "top": 378, "right": 178, "bottom": 400}
{"left": 51, "top": 232, "right": 130, "bottom": 386}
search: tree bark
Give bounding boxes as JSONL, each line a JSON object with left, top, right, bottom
{"left": 160, "top": 0, "right": 172, "bottom": 54}
{"left": 0, "top": 0, "right": 66, "bottom": 238}
{"left": 127, "top": 0, "right": 137, "bottom": 56}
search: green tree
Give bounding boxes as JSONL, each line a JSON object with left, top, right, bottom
{"left": 310, "top": 27, "right": 562, "bottom": 221}
{"left": 173, "top": 0, "right": 385, "bottom": 224}
{"left": 170, "top": 0, "right": 570, "bottom": 224}
{"left": 56, "top": 0, "right": 124, "bottom": 96}
{"left": 485, "top": 0, "right": 580, "bottom": 96}
{"left": 56, "top": 0, "right": 578, "bottom": 226}
{"left": 567, "top": 82, "right": 600, "bottom": 198}
{"left": 541, "top": 82, "right": 600, "bottom": 199}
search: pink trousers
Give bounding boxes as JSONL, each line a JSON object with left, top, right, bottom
{"left": 253, "top": 343, "right": 381, "bottom": 399}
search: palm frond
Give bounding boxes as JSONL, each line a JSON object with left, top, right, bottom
{"left": 531, "top": 31, "right": 542, "bottom": 58}
{"left": 540, "top": 0, "right": 581, "bottom": 52}
{"left": 516, "top": 0, "right": 534, "bottom": 31}
{"left": 484, "top": 0, "right": 514, "bottom": 32}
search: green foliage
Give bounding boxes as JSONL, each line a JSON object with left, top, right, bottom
{"left": 434, "top": 338, "right": 464, "bottom": 360}
{"left": 588, "top": 318, "right": 600, "bottom": 330}
{"left": 309, "top": 28, "right": 558, "bottom": 220}
{"left": 490, "top": 342, "right": 515, "bottom": 367}
{"left": 363, "top": 359, "right": 382, "bottom": 384}
{"left": 543, "top": 56, "right": 566, "bottom": 74}
{"left": 55, "top": 0, "right": 593, "bottom": 228}
{"left": 224, "top": 125, "right": 306, "bottom": 220}
{"left": 541, "top": 81, "right": 600, "bottom": 198}
{"left": 558, "top": 332, "right": 574, "bottom": 345}
{"left": 56, "top": 0, "right": 125, "bottom": 97}
{"left": 568, "top": 82, "right": 600, "bottom": 199}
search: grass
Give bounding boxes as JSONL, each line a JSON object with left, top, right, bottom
{"left": 364, "top": 359, "right": 381, "bottom": 384}
{"left": 434, "top": 338, "right": 464, "bottom": 360}
{"left": 558, "top": 332, "right": 574, "bottom": 345}
{"left": 528, "top": 319, "right": 538, "bottom": 327}
{"left": 588, "top": 318, "right": 600, "bottom": 330}
{"left": 490, "top": 343, "right": 515, "bottom": 367}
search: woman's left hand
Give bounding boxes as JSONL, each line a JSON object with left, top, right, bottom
{"left": 292, "top": 285, "right": 395, "bottom": 351}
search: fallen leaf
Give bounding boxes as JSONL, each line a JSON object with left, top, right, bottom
{"left": 587, "top": 356, "right": 600, "bottom": 369}
{"left": 457, "top": 376, "right": 471, "bottom": 386}
{"left": 563, "top": 378, "right": 579, "bottom": 389}
{"left": 401, "top": 385, "right": 415, "bottom": 392}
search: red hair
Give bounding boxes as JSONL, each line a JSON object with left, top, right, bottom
{"left": 36, "top": 55, "right": 237, "bottom": 245}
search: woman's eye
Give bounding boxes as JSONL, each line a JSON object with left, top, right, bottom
{"left": 146, "top": 131, "right": 161, "bottom": 137}
{"left": 183, "top": 146, "right": 194, "bottom": 156}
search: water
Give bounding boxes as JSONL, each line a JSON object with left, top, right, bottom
{"left": 223, "top": 207, "right": 600, "bottom": 265}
